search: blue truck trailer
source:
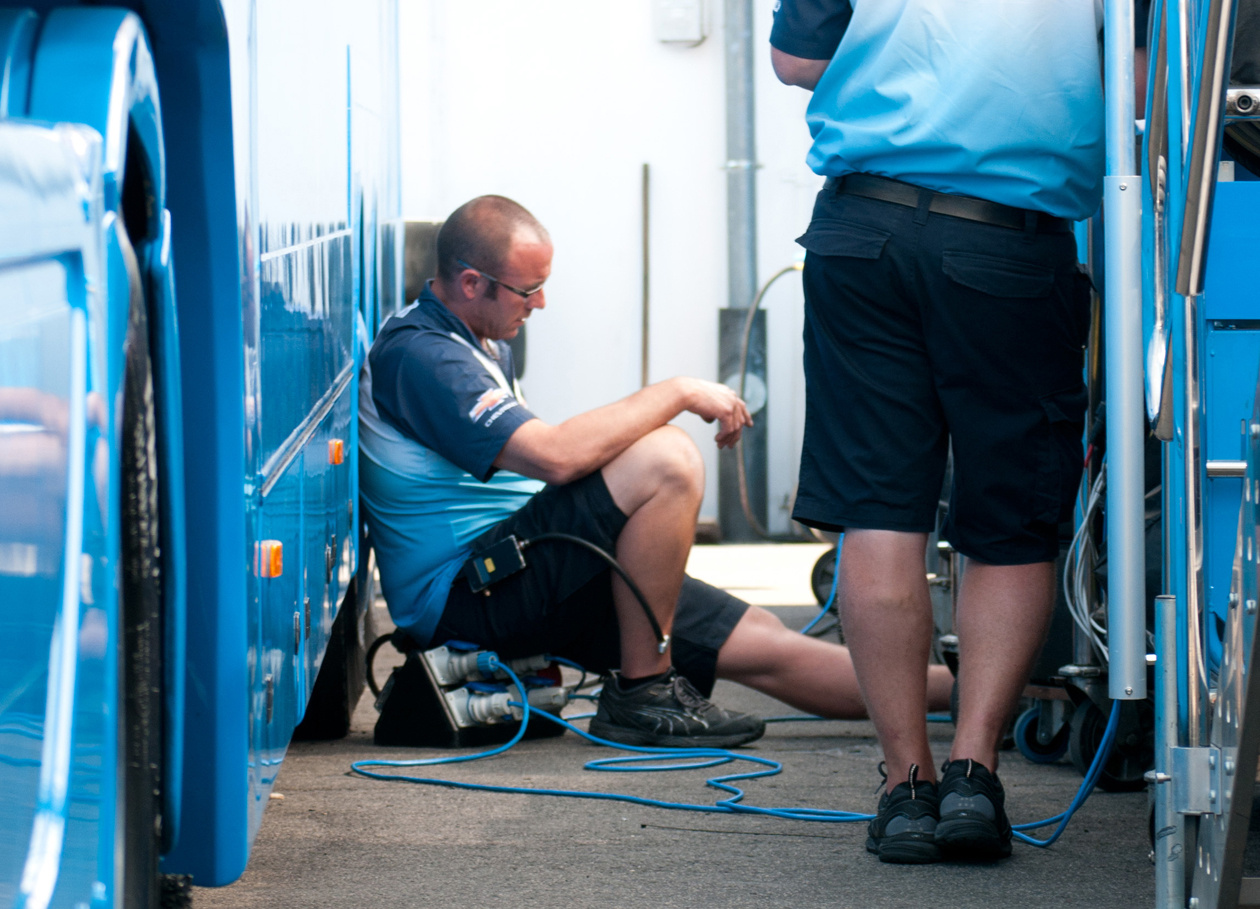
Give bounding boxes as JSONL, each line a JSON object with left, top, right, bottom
{"left": 0, "top": 1, "right": 401, "bottom": 905}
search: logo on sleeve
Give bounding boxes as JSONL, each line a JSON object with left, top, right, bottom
{"left": 469, "top": 387, "right": 513, "bottom": 422}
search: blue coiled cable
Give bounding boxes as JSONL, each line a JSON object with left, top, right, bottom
{"left": 352, "top": 658, "right": 872, "bottom": 822}
{"left": 352, "top": 654, "right": 1121, "bottom": 843}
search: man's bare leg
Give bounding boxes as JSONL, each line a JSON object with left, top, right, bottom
{"left": 715, "top": 605, "right": 953, "bottom": 718}
{"left": 950, "top": 559, "right": 1055, "bottom": 769}
{"left": 838, "top": 529, "right": 936, "bottom": 789}
{"left": 599, "top": 425, "right": 704, "bottom": 678}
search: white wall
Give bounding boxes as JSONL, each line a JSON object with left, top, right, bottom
{"left": 399, "top": 0, "right": 823, "bottom": 528}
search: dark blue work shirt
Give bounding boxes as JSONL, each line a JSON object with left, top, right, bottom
{"left": 359, "top": 284, "right": 543, "bottom": 643}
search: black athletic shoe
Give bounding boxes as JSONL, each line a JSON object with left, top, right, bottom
{"left": 866, "top": 763, "right": 941, "bottom": 864}
{"left": 588, "top": 670, "right": 766, "bottom": 748}
{"left": 935, "top": 758, "right": 1013, "bottom": 860}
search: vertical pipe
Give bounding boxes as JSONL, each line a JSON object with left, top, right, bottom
{"left": 723, "top": 0, "right": 757, "bottom": 312}
{"left": 641, "top": 163, "right": 650, "bottom": 389}
{"left": 718, "top": 0, "right": 764, "bottom": 541}
{"left": 1104, "top": 0, "right": 1147, "bottom": 701}
{"left": 1176, "top": 0, "right": 1237, "bottom": 297}
{"left": 1182, "top": 277, "right": 1208, "bottom": 744}
{"left": 1163, "top": 0, "right": 1202, "bottom": 748}
{"left": 1154, "top": 594, "right": 1186, "bottom": 909}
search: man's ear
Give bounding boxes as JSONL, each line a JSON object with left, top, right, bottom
{"left": 458, "top": 269, "right": 481, "bottom": 301}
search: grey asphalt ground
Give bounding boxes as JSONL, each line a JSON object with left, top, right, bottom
{"left": 193, "top": 545, "right": 1155, "bottom": 909}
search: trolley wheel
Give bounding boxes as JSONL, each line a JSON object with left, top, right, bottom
{"left": 1014, "top": 706, "right": 1070, "bottom": 764}
{"left": 1068, "top": 699, "right": 1154, "bottom": 792}
{"left": 811, "top": 546, "right": 838, "bottom": 605}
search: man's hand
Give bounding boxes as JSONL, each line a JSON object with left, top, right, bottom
{"left": 676, "top": 377, "right": 753, "bottom": 449}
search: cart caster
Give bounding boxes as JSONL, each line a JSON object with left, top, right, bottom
{"left": 1068, "top": 698, "right": 1154, "bottom": 792}
{"left": 1014, "top": 705, "right": 1071, "bottom": 764}
{"left": 811, "top": 546, "right": 838, "bottom": 604}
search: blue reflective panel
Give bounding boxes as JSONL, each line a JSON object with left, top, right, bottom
{"left": 253, "top": 454, "right": 303, "bottom": 829}
{"left": 258, "top": 235, "right": 354, "bottom": 465}
{"left": 0, "top": 259, "right": 73, "bottom": 904}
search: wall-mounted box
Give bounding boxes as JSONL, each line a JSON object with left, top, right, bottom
{"left": 653, "top": 0, "right": 706, "bottom": 46}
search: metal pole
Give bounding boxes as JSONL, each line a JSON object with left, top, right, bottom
{"left": 1182, "top": 271, "right": 1208, "bottom": 744}
{"left": 723, "top": 0, "right": 757, "bottom": 312}
{"left": 1154, "top": 594, "right": 1186, "bottom": 909}
{"left": 1104, "top": 0, "right": 1147, "bottom": 701}
{"left": 1176, "top": 0, "right": 1238, "bottom": 297}
{"left": 718, "top": 0, "right": 764, "bottom": 541}
{"left": 1174, "top": 0, "right": 1237, "bottom": 719}
{"left": 641, "top": 162, "right": 650, "bottom": 389}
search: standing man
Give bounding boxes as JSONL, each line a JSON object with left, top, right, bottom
{"left": 360, "top": 195, "right": 953, "bottom": 751}
{"left": 771, "top": 2, "right": 1103, "bottom": 863}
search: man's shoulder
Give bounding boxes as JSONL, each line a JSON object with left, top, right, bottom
{"left": 377, "top": 293, "right": 458, "bottom": 343}
{"left": 372, "top": 300, "right": 478, "bottom": 371}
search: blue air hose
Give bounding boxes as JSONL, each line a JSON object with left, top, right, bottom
{"left": 1012, "top": 698, "right": 1121, "bottom": 847}
{"left": 352, "top": 658, "right": 872, "bottom": 823}
{"left": 353, "top": 655, "right": 1121, "bottom": 844}
{"left": 799, "top": 542, "right": 841, "bottom": 635}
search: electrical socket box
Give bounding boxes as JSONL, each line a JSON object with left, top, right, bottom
{"left": 374, "top": 644, "right": 567, "bottom": 748}
{"left": 653, "top": 0, "right": 706, "bottom": 46}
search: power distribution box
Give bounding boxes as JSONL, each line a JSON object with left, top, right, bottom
{"left": 375, "top": 645, "right": 567, "bottom": 748}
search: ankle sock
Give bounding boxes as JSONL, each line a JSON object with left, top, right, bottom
{"left": 617, "top": 670, "right": 670, "bottom": 692}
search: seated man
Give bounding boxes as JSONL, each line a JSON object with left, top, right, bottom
{"left": 360, "top": 194, "right": 950, "bottom": 748}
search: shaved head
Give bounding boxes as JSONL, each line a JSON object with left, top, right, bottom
{"left": 436, "top": 195, "right": 550, "bottom": 282}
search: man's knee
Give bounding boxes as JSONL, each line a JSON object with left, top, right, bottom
{"left": 717, "top": 605, "right": 795, "bottom": 676}
{"left": 645, "top": 425, "right": 704, "bottom": 493}
{"left": 605, "top": 426, "right": 704, "bottom": 509}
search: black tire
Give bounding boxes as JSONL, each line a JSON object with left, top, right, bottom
{"left": 1068, "top": 699, "right": 1154, "bottom": 792}
{"left": 120, "top": 231, "right": 163, "bottom": 909}
{"left": 810, "top": 546, "right": 838, "bottom": 605}
{"left": 294, "top": 578, "right": 364, "bottom": 741}
{"left": 1014, "top": 705, "right": 1070, "bottom": 764}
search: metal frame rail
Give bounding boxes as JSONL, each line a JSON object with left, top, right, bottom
{"left": 1137, "top": 0, "right": 1260, "bottom": 906}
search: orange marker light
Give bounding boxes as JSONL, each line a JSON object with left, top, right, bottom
{"left": 255, "top": 540, "right": 283, "bottom": 578}
{"left": 328, "top": 438, "right": 345, "bottom": 465}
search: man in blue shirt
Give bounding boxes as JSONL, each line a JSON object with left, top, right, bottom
{"left": 772, "top": 0, "right": 1104, "bottom": 863}
{"left": 362, "top": 195, "right": 952, "bottom": 750}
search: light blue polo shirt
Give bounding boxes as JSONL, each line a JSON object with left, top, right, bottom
{"left": 779, "top": 0, "right": 1106, "bottom": 220}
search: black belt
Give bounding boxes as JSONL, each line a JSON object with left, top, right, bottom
{"left": 824, "top": 173, "right": 1069, "bottom": 233}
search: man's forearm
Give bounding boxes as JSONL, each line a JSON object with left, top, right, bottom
{"left": 494, "top": 376, "right": 747, "bottom": 485}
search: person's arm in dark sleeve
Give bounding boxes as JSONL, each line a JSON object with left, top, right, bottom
{"left": 371, "top": 331, "right": 535, "bottom": 482}
{"left": 769, "top": 0, "right": 852, "bottom": 90}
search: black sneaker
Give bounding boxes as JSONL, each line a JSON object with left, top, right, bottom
{"left": 935, "top": 758, "right": 1013, "bottom": 860}
{"left": 588, "top": 670, "right": 766, "bottom": 748}
{"left": 866, "top": 763, "right": 941, "bottom": 864}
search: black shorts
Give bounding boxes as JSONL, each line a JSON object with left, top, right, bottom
{"left": 792, "top": 181, "right": 1091, "bottom": 565}
{"left": 431, "top": 472, "right": 748, "bottom": 696}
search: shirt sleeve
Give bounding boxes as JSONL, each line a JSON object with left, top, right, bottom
{"left": 1128, "top": 0, "right": 1149, "bottom": 46}
{"left": 370, "top": 328, "right": 535, "bottom": 482}
{"left": 769, "top": 0, "right": 853, "bottom": 61}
